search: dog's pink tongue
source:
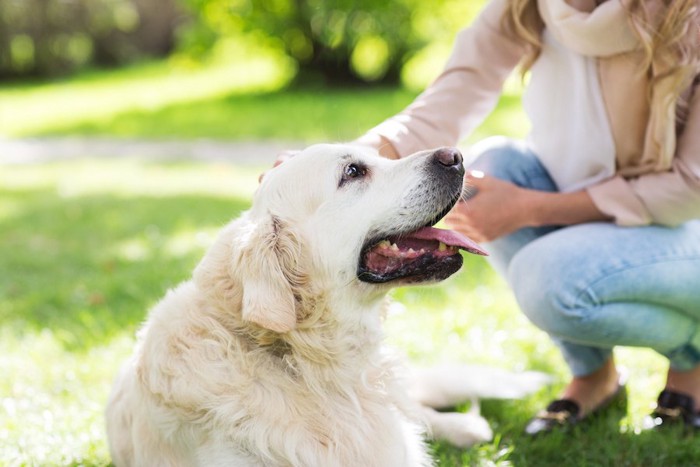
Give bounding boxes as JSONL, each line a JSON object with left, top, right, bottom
{"left": 411, "top": 227, "right": 488, "bottom": 256}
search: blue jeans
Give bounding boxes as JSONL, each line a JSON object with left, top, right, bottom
{"left": 468, "top": 137, "right": 700, "bottom": 376}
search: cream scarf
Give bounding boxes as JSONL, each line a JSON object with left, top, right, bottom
{"left": 538, "top": 0, "right": 680, "bottom": 176}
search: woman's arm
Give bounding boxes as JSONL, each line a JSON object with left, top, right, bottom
{"left": 445, "top": 171, "right": 611, "bottom": 243}
{"left": 355, "top": 0, "right": 526, "bottom": 158}
{"left": 451, "top": 81, "right": 700, "bottom": 242}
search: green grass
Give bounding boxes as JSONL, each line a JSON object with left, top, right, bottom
{"left": 35, "top": 87, "right": 422, "bottom": 142}
{"left": 0, "top": 160, "right": 260, "bottom": 464}
{"left": 0, "top": 54, "right": 294, "bottom": 139}
{"left": 1, "top": 159, "right": 697, "bottom": 466}
{"left": 0, "top": 58, "right": 527, "bottom": 144}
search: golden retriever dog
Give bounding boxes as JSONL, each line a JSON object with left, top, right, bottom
{"left": 106, "top": 144, "right": 548, "bottom": 466}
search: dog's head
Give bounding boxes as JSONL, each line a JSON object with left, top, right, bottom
{"left": 194, "top": 144, "right": 485, "bottom": 333}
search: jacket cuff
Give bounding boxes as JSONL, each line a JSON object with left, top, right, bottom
{"left": 586, "top": 175, "right": 652, "bottom": 226}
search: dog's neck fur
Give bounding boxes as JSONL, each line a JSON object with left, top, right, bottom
{"left": 249, "top": 289, "right": 387, "bottom": 378}
{"left": 192, "top": 215, "right": 403, "bottom": 410}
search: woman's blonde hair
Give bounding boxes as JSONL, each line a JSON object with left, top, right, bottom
{"left": 502, "top": 0, "right": 699, "bottom": 111}
{"left": 501, "top": 0, "right": 544, "bottom": 76}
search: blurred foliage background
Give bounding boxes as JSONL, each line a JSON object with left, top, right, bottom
{"left": 0, "top": 0, "right": 484, "bottom": 87}
{"left": 0, "top": 0, "right": 180, "bottom": 79}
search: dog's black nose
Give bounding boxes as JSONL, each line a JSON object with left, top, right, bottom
{"left": 432, "top": 147, "right": 464, "bottom": 170}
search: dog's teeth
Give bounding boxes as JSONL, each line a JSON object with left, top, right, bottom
{"left": 408, "top": 248, "right": 415, "bottom": 254}
{"left": 378, "top": 240, "right": 390, "bottom": 249}
{"left": 438, "top": 242, "right": 447, "bottom": 252}
{"left": 390, "top": 243, "right": 399, "bottom": 251}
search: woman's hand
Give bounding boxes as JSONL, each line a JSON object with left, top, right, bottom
{"left": 445, "top": 170, "right": 612, "bottom": 242}
{"left": 445, "top": 170, "right": 532, "bottom": 243}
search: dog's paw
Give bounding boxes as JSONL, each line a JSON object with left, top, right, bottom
{"left": 429, "top": 411, "right": 493, "bottom": 448}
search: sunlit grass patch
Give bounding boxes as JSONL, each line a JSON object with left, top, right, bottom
{"left": 0, "top": 57, "right": 529, "bottom": 145}
{"left": 34, "top": 85, "right": 529, "bottom": 145}
{"left": 34, "top": 86, "right": 421, "bottom": 142}
{"left": 0, "top": 159, "right": 259, "bottom": 349}
{"left": 1, "top": 159, "right": 259, "bottom": 465}
{"left": 0, "top": 329, "right": 127, "bottom": 466}
{"left": 0, "top": 50, "right": 295, "bottom": 138}
{"left": 0, "top": 158, "right": 263, "bottom": 199}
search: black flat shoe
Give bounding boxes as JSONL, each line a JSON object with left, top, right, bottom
{"left": 525, "top": 399, "right": 581, "bottom": 435}
{"left": 525, "top": 379, "right": 627, "bottom": 436}
{"left": 643, "top": 389, "right": 700, "bottom": 430}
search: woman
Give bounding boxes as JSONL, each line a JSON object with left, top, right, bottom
{"left": 355, "top": 0, "right": 700, "bottom": 433}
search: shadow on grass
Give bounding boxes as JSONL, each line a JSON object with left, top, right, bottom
{"left": 0, "top": 187, "right": 249, "bottom": 352}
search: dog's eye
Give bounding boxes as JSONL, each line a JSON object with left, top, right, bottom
{"left": 343, "top": 163, "right": 366, "bottom": 180}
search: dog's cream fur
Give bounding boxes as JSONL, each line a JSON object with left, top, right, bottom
{"left": 106, "top": 144, "right": 548, "bottom": 466}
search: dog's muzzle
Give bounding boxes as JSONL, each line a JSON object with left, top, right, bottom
{"left": 357, "top": 147, "right": 486, "bottom": 285}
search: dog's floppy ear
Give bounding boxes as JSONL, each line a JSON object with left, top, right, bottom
{"left": 237, "top": 215, "right": 305, "bottom": 333}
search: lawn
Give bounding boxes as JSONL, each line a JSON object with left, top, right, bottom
{"left": 1, "top": 62, "right": 698, "bottom": 466}
{"left": 0, "top": 58, "right": 527, "bottom": 144}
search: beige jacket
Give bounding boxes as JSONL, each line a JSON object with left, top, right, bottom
{"left": 364, "top": 0, "right": 700, "bottom": 226}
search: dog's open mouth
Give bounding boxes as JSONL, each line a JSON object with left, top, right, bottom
{"left": 358, "top": 226, "right": 487, "bottom": 284}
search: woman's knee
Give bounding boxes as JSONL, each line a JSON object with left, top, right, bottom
{"left": 507, "top": 237, "right": 591, "bottom": 338}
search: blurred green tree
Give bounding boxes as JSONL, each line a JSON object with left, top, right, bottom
{"left": 0, "top": 0, "right": 486, "bottom": 84}
{"left": 178, "top": 0, "right": 486, "bottom": 85}
{"left": 0, "top": 0, "right": 181, "bottom": 79}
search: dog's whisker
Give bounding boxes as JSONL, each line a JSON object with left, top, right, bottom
{"left": 458, "top": 194, "right": 472, "bottom": 204}
{"left": 339, "top": 276, "right": 359, "bottom": 289}
{"left": 460, "top": 185, "right": 478, "bottom": 201}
